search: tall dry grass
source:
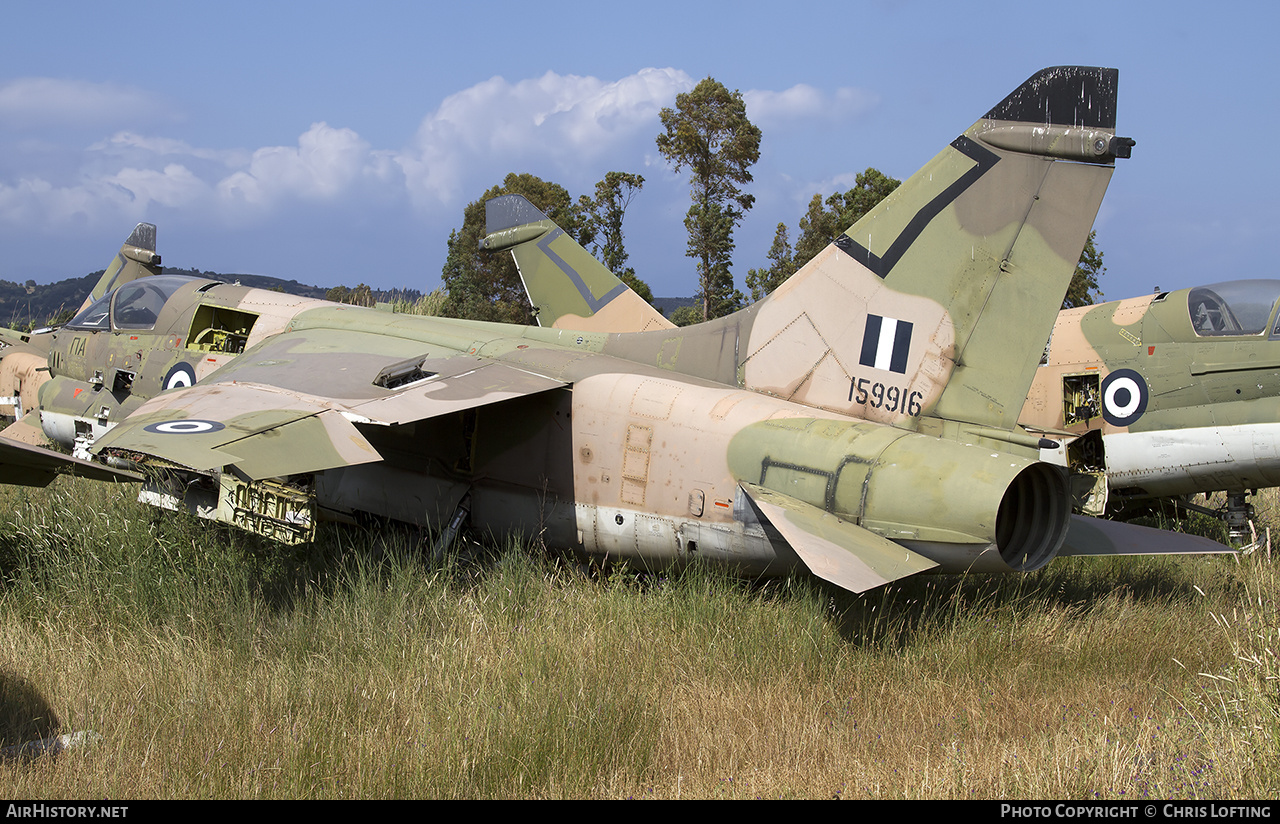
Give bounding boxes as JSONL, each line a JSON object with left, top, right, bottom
{"left": 0, "top": 477, "right": 1275, "bottom": 798}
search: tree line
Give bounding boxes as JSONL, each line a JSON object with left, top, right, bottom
{"left": 370, "top": 76, "right": 1104, "bottom": 326}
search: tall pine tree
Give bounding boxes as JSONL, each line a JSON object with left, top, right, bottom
{"left": 656, "top": 78, "right": 760, "bottom": 321}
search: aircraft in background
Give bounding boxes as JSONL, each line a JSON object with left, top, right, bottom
{"left": 0, "top": 223, "right": 162, "bottom": 442}
{"left": 1022, "top": 281, "right": 1280, "bottom": 538}
{"left": 31, "top": 66, "right": 1231, "bottom": 594}
{"left": 0, "top": 226, "right": 155, "bottom": 487}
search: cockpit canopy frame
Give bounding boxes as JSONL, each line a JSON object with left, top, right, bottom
{"left": 1187, "top": 280, "right": 1280, "bottom": 338}
{"left": 65, "top": 275, "right": 216, "bottom": 333}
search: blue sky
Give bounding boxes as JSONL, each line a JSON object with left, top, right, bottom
{"left": 2, "top": 1, "right": 1277, "bottom": 303}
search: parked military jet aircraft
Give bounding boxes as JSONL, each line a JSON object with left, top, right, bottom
{"left": 0, "top": 328, "right": 53, "bottom": 427}
{"left": 1021, "top": 282, "right": 1280, "bottom": 535}
{"left": 491, "top": 171, "right": 1280, "bottom": 542}
{"left": 33, "top": 67, "right": 1229, "bottom": 594}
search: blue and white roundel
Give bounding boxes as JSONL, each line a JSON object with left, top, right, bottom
{"left": 162, "top": 362, "right": 197, "bottom": 391}
{"left": 143, "top": 419, "right": 225, "bottom": 435}
{"left": 1100, "top": 369, "right": 1148, "bottom": 427}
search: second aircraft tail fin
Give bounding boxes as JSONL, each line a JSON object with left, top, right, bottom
{"left": 480, "top": 195, "right": 674, "bottom": 333}
{"left": 75, "top": 223, "right": 162, "bottom": 316}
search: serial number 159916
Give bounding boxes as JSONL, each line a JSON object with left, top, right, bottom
{"left": 849, "top": 376, "right": 923, "bottom": 415}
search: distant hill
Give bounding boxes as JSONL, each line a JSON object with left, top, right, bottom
{"left": 210, "top": 272, "right": 328, "bottom": 299}
{"left": 0, "top": 273, "right": 98, "bottom": 330}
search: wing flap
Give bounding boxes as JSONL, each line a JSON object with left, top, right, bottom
{"left": 212, "top": 410, "right": 381, "bottom": 480}
{"left": 741, "top": 482, "right": 938, "bottom": 593}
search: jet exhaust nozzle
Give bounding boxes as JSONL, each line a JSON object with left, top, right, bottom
{"left": 995, "top": 462, "right": 1071, "bottom": 571}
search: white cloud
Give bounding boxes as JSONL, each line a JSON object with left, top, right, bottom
{"left": 0, "top": 78, "right": 164, "bottom": 130}
{"left": 215, "top": 122, "right": 393, "bottom": 210}
{"left": 90, "top": 132, "right": 248, "bottom": 167}
{"left": 744, "top": 84, "right": 878, "bottom": 128}
{"left": 398, "top": 67, "right": 693, "bottom": 206}
{"left": 0, "top": 122, "right": 391, "bottom": 227}
{"left": 0, "top": 175, "right": 140, "bottom": 225}
{"left": 0, "top": 66, "right": 881, "bottom": 270}
{"left": 803, "top": 171, "right": 863, "bottom": 197}
{"left": 107, "top": 164, "right": 207, "bottom": 209}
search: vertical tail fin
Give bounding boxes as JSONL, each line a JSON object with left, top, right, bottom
{"left": 485, "top": 69, "right": 1131, "bottom": 440}
{"left": 731, "top": 66, "right": 1130, "bottom": 430}
{"left": 75, "top": 223, "right": 161, "bottom": 315}
{"left": 480, "top": 195, "right": 674, "bottom": 333}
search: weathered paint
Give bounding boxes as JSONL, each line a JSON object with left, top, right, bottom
{"left": 34, "top": 67, "right": 1231, "bottom": 591}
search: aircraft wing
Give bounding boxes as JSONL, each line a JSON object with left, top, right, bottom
{"left": 89, "top": 382, "right": 384, "bottom": 479}
{"left": 0, "top": 435, "right": 139, "bottom": 486}
{"left": 348, "top": 356, "right": 570, "bottom": 425}
{"left": 740, "top": 482, "right": 939, "bottom": 593}
{"left": 91, "top": 333, "right": 568, "bottom": 480}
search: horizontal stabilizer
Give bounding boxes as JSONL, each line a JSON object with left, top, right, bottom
{"left": 1057, "top": 515, "right": 1234, "bottom": 557}
{"left": 0, "top": 435, "right": 140, "bottom": 486}
{"left": 0, "top": 327, "right": 53, "bottom": 356}
{"left": 740, "top": 482, "right": 938, "bottom": 593}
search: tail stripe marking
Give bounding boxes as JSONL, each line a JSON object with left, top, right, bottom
{"left": 536, "top": 227, "right": 628, "bottom": 313}
{"left": 834, "top": 135, "right": 999, "bottom": 279}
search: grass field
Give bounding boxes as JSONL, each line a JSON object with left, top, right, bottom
{"left": 0, "top": 478, "right": 1276, "bottom": 798}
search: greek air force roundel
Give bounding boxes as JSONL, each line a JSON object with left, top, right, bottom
{"left": 162, "top": 362, "right": 197, "bottom": 390}
{"left": 1100, "top": 369, "right": 1148, "bottom": 427}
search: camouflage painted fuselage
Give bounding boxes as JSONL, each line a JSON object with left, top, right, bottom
{"left": 40, "top": 280, "right": 1065, "bottom": 583}
{"left": 40, "top": 277, "right": 330, "bottom": 457}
